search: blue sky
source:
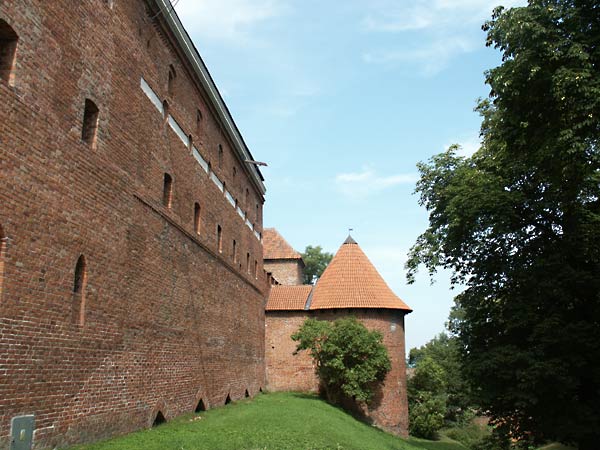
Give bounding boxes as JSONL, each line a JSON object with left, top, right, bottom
{"left": 174, "top": 0, "right": 525, "bottom": 350}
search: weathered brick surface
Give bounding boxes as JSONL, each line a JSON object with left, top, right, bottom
{"left": 265, "top": 312, "right": 318, "bottom": 392}
{"left": 265, "top": 309, "right": 409, "bottom": 436}
{"left": 264, "top": 259, "right": 304, "bottom": 285}
{"left": 0, "top": 1, "right": 266, "bottom": 448}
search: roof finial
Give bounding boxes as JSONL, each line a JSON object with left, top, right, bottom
{"left": 344, "top": 229, "right": 357, "bottom": 245}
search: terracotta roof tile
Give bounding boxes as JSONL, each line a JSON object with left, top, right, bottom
{"left": 309, "top": 237, "right": 412, "bottom": 311}
{"left": 263, "top": 228, "right": 303, "bottom": 260}
{"left": 266, "top": 285, "right": 313, "bottom": 311}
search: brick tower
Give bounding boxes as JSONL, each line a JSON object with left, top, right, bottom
{"left": 265, "top": 234, "right": 412, "bottom": 436}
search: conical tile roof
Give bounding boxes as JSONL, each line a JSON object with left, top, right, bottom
{"left": 309, "top": 236, "right": 412, "bottom": 311}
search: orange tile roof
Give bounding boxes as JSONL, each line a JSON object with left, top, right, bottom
{"left": 308, "top": 237, "right": 412, "bottom": 311}
{"left": 266, "top": 285, "right": 313, "bottom": 311}
{"left": 263, "top": 228, "right": 303, "bottom": 260}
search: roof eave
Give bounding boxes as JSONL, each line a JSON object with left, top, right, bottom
{"left": 151, "top": 0, "right": 266, "bottom": 196}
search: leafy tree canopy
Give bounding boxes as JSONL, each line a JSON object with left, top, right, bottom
{"left": 292, "top": 317, "right": 391, "bottom": 404}
{"left": 407, "top": 1, "right": 600, "bottom": 448}
{"left": 302, "top": 245, "right": 333, "bottom": 284}
{"left": 409, "top": 333, "right": 473, "bottom": 423}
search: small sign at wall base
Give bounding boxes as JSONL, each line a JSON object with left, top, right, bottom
{"left": 10, "top": 415, "right": 34, "bottom": 450}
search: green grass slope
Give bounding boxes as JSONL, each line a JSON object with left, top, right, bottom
{"left": 68, "top": 392, "right": 465, "bottom": 450}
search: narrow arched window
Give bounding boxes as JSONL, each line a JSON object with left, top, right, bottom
{"left": 246, "top": 252, "right": 250, "bottom": 273}
{"left": 255, "top": 203, "right": 259, "bottom": 222}
{"left": 254, "top": 260, "right": 258, "bottom": 279}
{"left": 232, "top": 239, "right": 237, "bottom": 263}
{"left": 82, "top": 99, "right": 99, "bottom": 147}
{"left": 72, "top": 255, "right": 87, "bottom": 326}
{"left": 194, "top": 202, "right": 201, "bottom": 234}
{"left": 0, "top": 225, "right": 6, "bottom": 299}
{"left": 245, "top": 188, "right": 249, "bottom": 208}
{"left": 167, "top": 64, "right": 176, "bottom": 97}
{"left": 217, "top": 225, "right": 222, "bottom": 253}
{"left": 163, "top": 173, "right": 173, "bottom": 208}
{"left": 0, "top": 20, "right": 18, "bottom": 85}
{"left": 162, "top": 99, "right": 169, "bottom": 122}
{"left": 218, "top": 145, "right": 223, "bottom": 168}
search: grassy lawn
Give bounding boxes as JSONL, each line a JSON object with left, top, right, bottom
{"left": 68, "top": 392, "right": 466, "bottom": 450}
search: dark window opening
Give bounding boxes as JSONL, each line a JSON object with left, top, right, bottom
{"left": 217, "top": 225, "right": 222, "bottom": 253}
{"left": 225, "top": 394, "right": 231, "bottom": 405}
{"left": 167, "top": 64, "right": 176, "bottom": 97}
{"left": 259, "top": 387, "right": 263, "bottom": 393}
{"left": 244, "top": 389, "right": 249, "bottom": 398}
{"left": 246, "top": 253, "right": 250, "bottom": 273}
{"left": 162, "top": 173, "right": 173, "bottom": 208}
{"left": 195, "top": 399, "right": 206, "bottom": 413}
{"left": 254, "top": 260, "right": 258, "bottom": 279}
{"left": 232, "top": 240, "right": 237, "bottom": 263}
{"left": 81, "top": 99, "right": 99, "bottom": 146}
{"left": 194, "top": 202, "right": 201, "bottom": 234}
{"left": 72, "top": 255, "right": 87, "bottom": 326}
{"left": 256, "top": 204, "right": 259, "bottom": 221}
{"left": 233, "top": 166, "right": 237, "bottom": 178}
{"left": 162, "top": 99, "right": 169, "bottom": 121}
{"left": 218, "top": 145, "right": 223, "bottom": 168}
{"left": 0, "top": 20, "right": 18, "bottom": 85}
{"left": 153, "top": 411, "right": 166, "bottom": 427}
{"left": 245, "top": 188, "right": 249, "bottom": 208}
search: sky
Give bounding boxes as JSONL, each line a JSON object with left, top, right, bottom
{"left": 173, "top": 0, "right": 526, "bottom": 351}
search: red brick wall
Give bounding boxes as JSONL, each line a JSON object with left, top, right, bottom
{"left": 0, "top": 1, "right": 266, "bottom": 448}
{"left": 265, "top": 309, "right": 409, "bottom": 436}
{"left": 264, "top": 259, "right": 303, "bottom": 285}
{"left": 265, "top": 312, "right": 319, "bottom": 392}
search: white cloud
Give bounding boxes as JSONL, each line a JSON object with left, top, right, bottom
{"left": 445, "top": 133, "right": 481, "bottom": 157}
{"left": 363, "top": 37, "right": 476, "bottom": 76}
{"left": 363, "top": 0, "right": 525, "bottom": 33}
{"left": 361, "top": 0, "right": 527, "bottom": 74}
{"left": 174, "top": 0, "right": 287, "bottom": 43}
{"left": 335, "top": 167, "right": 418, "bottom": 198}
{"left": 456, "top": 135, "right": 481, "bottom": 157}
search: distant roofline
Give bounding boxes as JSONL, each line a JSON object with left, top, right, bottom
{"left": 262, "top": 228, "right": 304, "bottom": 261}
{"left": 150, "top": 0, "right": 266, "bottom": 196}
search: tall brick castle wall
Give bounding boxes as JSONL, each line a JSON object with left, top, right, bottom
{"left": 0, "top": 1, "right": 267, "bottom": 448}
{"left": 265, "top": 309, "right": 409, "bottom": 436}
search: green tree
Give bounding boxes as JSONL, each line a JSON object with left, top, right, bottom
{"left": 409, "top": 333, "right": 473, "bottom": 424}
{"left": 407, "top": 1, "right": 600, "bottom": 448}
{"left": 292, "top": 317, "right": 391, "bottom": 404}
{"left": 408, "top": 356, "right": 447, "bottom": 439}
{"left": 301, "top": 245, "right": 333, "bottom": 284}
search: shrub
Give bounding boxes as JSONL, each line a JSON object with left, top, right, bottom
{"left": 292, "top": 317, "right": 391, "bottom": 404}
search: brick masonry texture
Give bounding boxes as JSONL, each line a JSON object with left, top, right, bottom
{"left": 264, "top": 259, "right": 304, "bottom": 285}
{"left": 265, "top": 309, "right": 409, "bottom": 437}
{"left": 0, "top": 1, "right": 267, "bottom": 448}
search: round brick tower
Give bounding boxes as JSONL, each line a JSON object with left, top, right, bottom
{"left": 265, "top": 234, "right": 412, "bottom": 436}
